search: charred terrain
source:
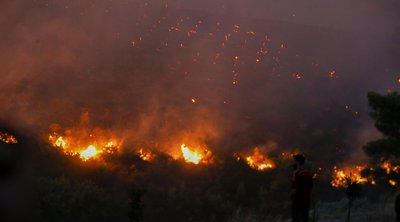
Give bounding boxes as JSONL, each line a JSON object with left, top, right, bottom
{"left": 1, "top": 1, "right": 400, "bottom": 222}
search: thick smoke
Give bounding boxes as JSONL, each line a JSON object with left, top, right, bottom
{"left": 0, "top": 0, "right": 399, "bottom": 160}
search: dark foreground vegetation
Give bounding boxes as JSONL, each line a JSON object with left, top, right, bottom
{"left": 0, "top": 135, "right": 356, "bottom": 222}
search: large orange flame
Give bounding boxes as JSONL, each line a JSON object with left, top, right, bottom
{"left": 331, "top": 166, "right": 371, "bottom": 188}
{"left": 52, "top": 136, "right": 68, "bottom": 148}
{"left": 180, "top": 144, "right": 211, "bottom": 164}
{"left": 48, "top": 132, "right": 119, "bottom": 161}
{"left": 80, "top": 145, "right": 99, "bottom": 161}
{"left": 244, "top": 148, "right": 274, "bottom": 171}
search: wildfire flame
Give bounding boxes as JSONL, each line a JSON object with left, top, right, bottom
{"left": 48, "top": 132, "right": 119, "bottom": 161}
{"left": 245, "top": 148, "right": 274, "bottom": 171}
{"left": 53, "top": 136, "right": 68, "bottom": 148}
{"left": 138, "top": 149, "right": 154, "bottom": 161}
{"left": 389, "top": 180, "right": 397, "bottom": 187}
{"left": 379, "top": 161, "right": 400, "bottom": 187}
{"left": 381, "top": 161, "right": 400, "bottom": 174}
{"left": 80, "top": 145, "right": 99, "bottom": 161}
{"left": 0, "top": 131, "right": 18, "bottom": 144}
{"left": 331, "top": 166, "right": 369, "bottom": 188}
{"left": 330, "top": 162, "right": 400, "bottom": 188}
{"left": 180, "top": 144, "right": 211, "bottom": 164}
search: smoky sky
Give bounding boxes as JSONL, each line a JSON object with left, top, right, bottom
{"left": 171, "top": 0, "right": 400, "bottom": 33}
{"left": 0, "top": 0, "right": 399, "bottom": 159}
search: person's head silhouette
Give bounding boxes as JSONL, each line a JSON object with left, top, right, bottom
{"left": 292, "top": 154, "right": 306, "bottom": 170}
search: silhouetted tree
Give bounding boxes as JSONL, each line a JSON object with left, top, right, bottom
{"left": 362, "top": 91, "right": 400, "bottom": 217}
{"left": 344, "top": 177, "right": 363, "bottom": 222}
{"left": 363, "top": 92, "right": 400, "bottom": 162}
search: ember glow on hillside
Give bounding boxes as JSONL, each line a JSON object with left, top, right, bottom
{"left": 48, "top": 133, "right": 118, "bottom": 161}
{"left": 331, "top": 166, "right": 371, "bottom": 188}
{"left": 381, "top": 161, "right": 400, "bottom": 175}
{"left": 47, "top": 114, "right": 121, "bottom": 161}
{"left": 138, "top": 148, "right": 155, "bottom": 161}
{"left": 0, "top": 0, "right": 398, "bottom": 159}
{"left": 244, "top": 148, "right": 274, "bottom": 171}
{"left": 0, "top": 131, "right": 18, "bottom": 144}
{"left": 379, "top": 161, "right": 400, "bottom": 187}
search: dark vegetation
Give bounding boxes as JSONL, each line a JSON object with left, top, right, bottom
{"left": 362, "top": 91, "right": 400, "bottom": 192}
{"left": 2, "top": 90, "right": 400, "bottom": 222}
{"left": 363, "top": 92, "right": 400, "bottom": 161}
{"left": 0, "top": 134, "right": 325, "bottom": 222}
{"left": 35, "top": 145, "right": 299, "bottom": 221}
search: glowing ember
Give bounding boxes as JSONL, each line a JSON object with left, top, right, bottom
{"left": 105, "top": 141, "right": 115, "bottom": 148}
{"left": 280, "top": 151, "right": 298, "bottom": 159}
{"left": 180, "top": 144, "right": 211, "bottom": 164}
{"left": 331, "top": 166, "right": 369, "bottom": 188}
{"left": 50, "top": 136, "right": 68, "bottom": 148}
{"left": 378, "top": 162, "right": 400, "bottom": 186}
{"left": 80, "top": 145, "right": 99, "bottom": 161}
{"left": 329, "top": 70, "right": 336, "bottom": 78}
{"left": 380, "top": 161, "right": 400, "bottom": 174}
{"left": 292, "top": 73, "right": 302, "bottom": 80}
{"left": 138, "top": 149, "right": 154, "bottom": 161}
{"left": 389, "top": 180, "right": 397, "bottom": 187}
{"left": 245, "top": 148, "right": 274, "bottom": 171}
{"left": 0, "top": 131, "right": 18, "bottom": 144}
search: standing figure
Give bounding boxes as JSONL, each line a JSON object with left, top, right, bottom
{"left": 291, "top": 154, "right": 313, "bottom": 222}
